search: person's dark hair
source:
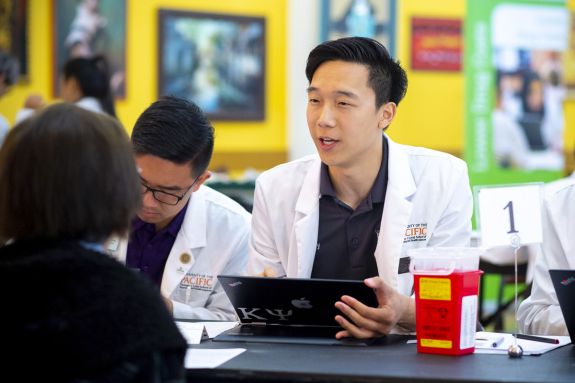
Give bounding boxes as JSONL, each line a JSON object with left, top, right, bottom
{"left": 0, "top": 50, "right": 18, "bottom": 87}
{"left": 132, "top": 96, "right": 214, "bottom": 177}
{"left": 305, "top": 37, "right": 407, "bottom": 108}
{"left": 63, "top": 55, "right": 116, "bottom": 117}
{"left": 0, "top": 103, "right": 140, "bottom": 243}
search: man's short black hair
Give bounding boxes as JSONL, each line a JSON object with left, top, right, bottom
{"left": 132, "top": 96, "right": 214, "bottom": 178}
{"left": 305, "top": 37, "right": 407, "bottom": 108}
{"left": 0, "top": 104, "right": 140, "bottom": 243}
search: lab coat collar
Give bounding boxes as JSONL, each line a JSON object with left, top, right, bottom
{"left": 295, "top": 158, "right": 322, "bottom": 215}
{"left": 295, "top": 135, "right": 416, "bottom": 210}
{"left": 292, "top": 135, "right": 417, "bottom": 279}
{"left": 76, "top": 97, "right": 104, "bottom": 114}
{"left": 160, "top": 186, "right": 208, "bottom": 296}
{"left": 178, "top": 186, "right": 208, "bottom": 249}
{"left": 373, "top": 134, "right": 416, "bottom": 289}
{"left": 385, "top": 134, "right": 416, "bottom": 199}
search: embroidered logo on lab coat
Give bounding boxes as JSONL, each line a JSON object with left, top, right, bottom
{"left": 179, "top": 273, "right": 213, "bottom": 292}
{"left": 403, "top": 223, "right": 428, "bottom": 243}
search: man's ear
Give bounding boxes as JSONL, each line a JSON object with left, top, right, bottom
{"left": 192, "top": 170, "right": 212, "bottom": 192}
{"left": 378, "top": 102, "right": 397, "bottom": 130}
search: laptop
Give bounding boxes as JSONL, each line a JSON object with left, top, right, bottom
{"left": 214, "top": 275, "right": 380, "bottom": 346}
{"left": 549, "top": 269, "right": 575, "bottom": 343}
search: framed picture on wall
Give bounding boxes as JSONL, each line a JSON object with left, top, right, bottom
{"left": 0, "top": 0, "right": 28, "bottom": 80}
{"left": 158, "top": 10, "right": 266, "bottom": 121}
{"left": 320, "top": 0, "right": 396, "bottom": 57}
{"left": 411, "top": 17, "right": 462, "bottom": 71}
{"left": 53, "top": 0, "right": 126, "bottom": 98}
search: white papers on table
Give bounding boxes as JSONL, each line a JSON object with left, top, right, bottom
{"left": 474, "top": 331, "right": 571, "bottom": 355}
{"left": 176, "top": 321, "right": 238, "bottom": 344}
{"left": 203, "top": 321, "right": 239, "bottom": 338}
{"left": 176, "top": 322, "right": 204, "bottom": 344}
{"left": 185, "top": 348, "right": 246, "bottom": 369}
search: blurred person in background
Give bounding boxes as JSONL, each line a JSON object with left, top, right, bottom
{"left": 493, "top": 71, "right": 531, "bottom": 168}
{"left": 16, "top": 55, "right": 116, "bottom": 122}
{"left": 517, "top": 71, "right": 546, "bottom": 151}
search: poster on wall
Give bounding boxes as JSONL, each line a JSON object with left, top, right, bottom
{"left": 464, "top": 0, "right": 569, "bottom": 186}
{"left": 53, "top": 0, "right": 126, "bottom": 98}
{"left": 158, "top": 10, "right": 266, "bottom": 121}
{"left": 0, "top": 0, "right": 27, "bottom": 79}
{"left": 411, "top": 17, "right": 462, "bottom": 71}
{"left": 321, "top": 0, "right": 396, "bottom": 57}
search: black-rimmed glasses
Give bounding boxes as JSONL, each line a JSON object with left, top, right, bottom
{"left": 140, "top": 176, "right": 199, "bottom": 206}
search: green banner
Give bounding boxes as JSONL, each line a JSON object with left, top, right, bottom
{"left": 464, "top": 0, "right": 568, "bottom": 186}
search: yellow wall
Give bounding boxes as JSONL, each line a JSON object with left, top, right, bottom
{"left": 392, "top": 0, "right": 574, "bottom": 163}
{"left": 2, "top": 0, "right": 574, "bottom": 169}
{"left": 390, "top": 0, "right": 466, "bottom": 154}
{"left": 0, "top": 0, "right": 287, "bottom": 169}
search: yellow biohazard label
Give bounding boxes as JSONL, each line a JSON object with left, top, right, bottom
{"left": 419, "top": 277, "right": 451, "bottom": 300}
{"left": 421, "top": 339, "right": 453, "bottom": 349}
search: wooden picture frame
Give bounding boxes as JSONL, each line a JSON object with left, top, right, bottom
{"left": 0, "top": 0, "right": 28, "bottom": 80}
{"left": 159, "top": 10, "right": 266, "bottom": 121}
{"left": 320, "top": 0, "right": 396, "bottom": 57}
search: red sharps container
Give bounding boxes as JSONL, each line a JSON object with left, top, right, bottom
{"left": 409, "top": 247, "right": 483, "bottom": 356}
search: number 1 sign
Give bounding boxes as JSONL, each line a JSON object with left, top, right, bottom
{"left": 475, "top": 184, "right": 543, "bottom": 248}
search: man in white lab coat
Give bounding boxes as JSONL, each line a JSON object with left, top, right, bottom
{"left": 518, "top": 178, "right": 575, "bottom": 335}
{"left": 108, "top": 96, "right": 251, "bottom": 320}
{"left": 248, "top": 37, "right": 472, "bottom": 338}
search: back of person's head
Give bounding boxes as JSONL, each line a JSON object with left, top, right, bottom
{"left": 132, "top": 96, "right": 214, "bottom": 177}
{"left": 0, "top": 103, "right": 140, "bottom": 243}
{"left": 305, "top": 36, "right": 407, "bottom": 108}
{"left": 63, "top": 55, "right": 116, "bottom": 117}
{"left": 0, "top": 50, "right": 18, "bottom": 93}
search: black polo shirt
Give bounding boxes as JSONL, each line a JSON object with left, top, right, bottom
{"left": 311, "top": 137, "right": 389, "bottom": 280}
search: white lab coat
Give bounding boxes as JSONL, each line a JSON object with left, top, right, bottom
{"left": 108, "top": 185, "right": 251, "bottom": 320}
{"left": 518, "top": 180, "right": 575, "bottom": 336}
{"left": 248, "top": 135, "right": 473, "bottom": 298}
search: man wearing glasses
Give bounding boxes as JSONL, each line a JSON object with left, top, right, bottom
{"left": 108, "top": 96, "right": 251, "bottom": 320}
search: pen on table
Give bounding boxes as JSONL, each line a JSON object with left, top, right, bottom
{"left": 513, "top": 333, "right": 560, "bottom": 344}
{"left": 475, "top": 335, "right": 505, "bottom": 348}
{"left": 490, "top": 335, "right": 505, "bottom": 348}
